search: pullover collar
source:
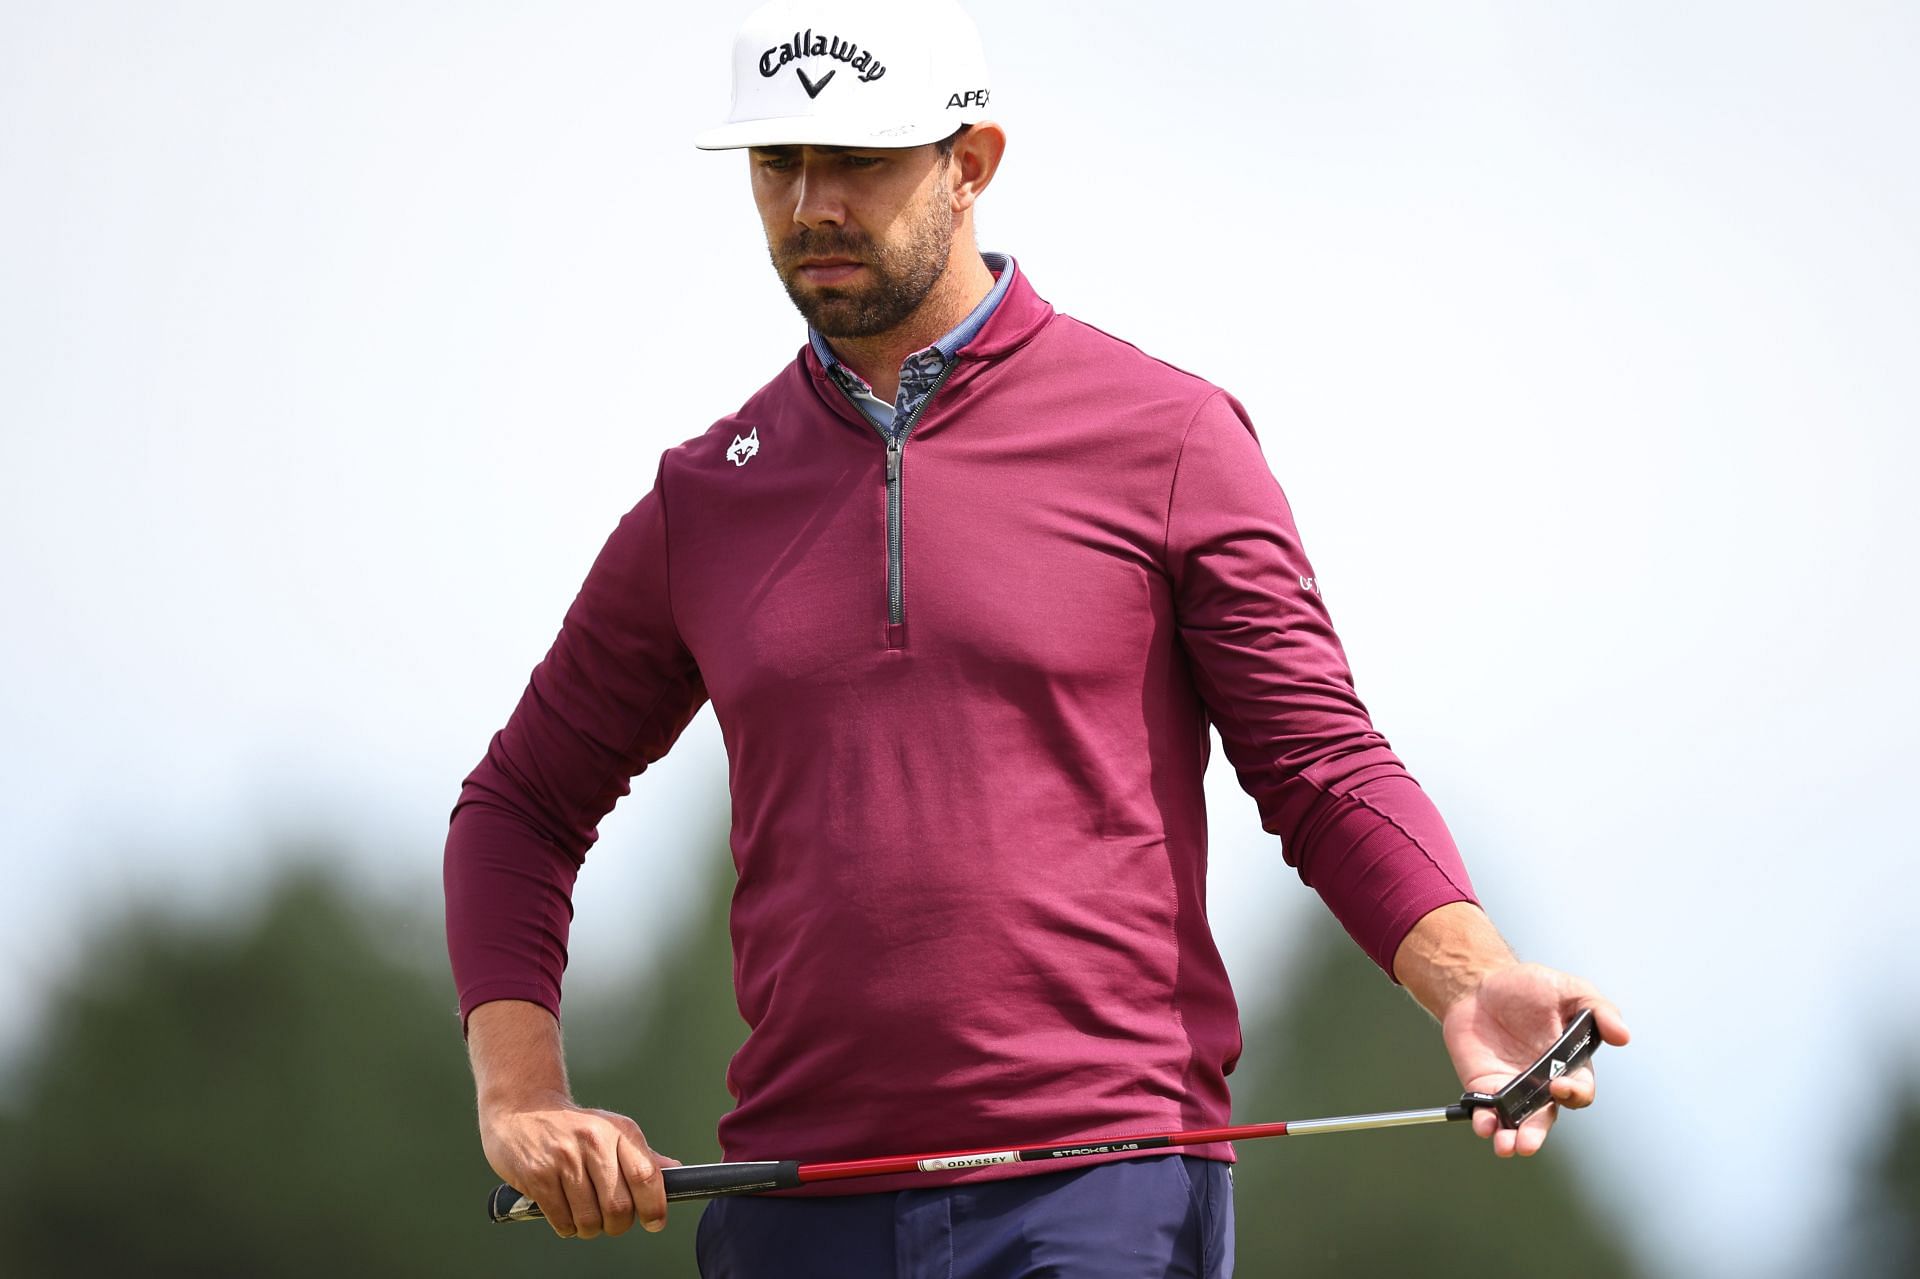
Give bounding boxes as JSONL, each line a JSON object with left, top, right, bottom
{"left": 808, "top": 252, "right": 1015, "bottom": 434}
{"left": 802, "top": 255, "right": 1055, "bottom": 438}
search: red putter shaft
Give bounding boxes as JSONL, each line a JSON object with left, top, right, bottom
{"left": 801, "top": 1119, "right": 1305, "bottom": 1183}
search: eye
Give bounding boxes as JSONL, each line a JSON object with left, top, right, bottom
{"left": 843, "top": 154, "right": 885, "bottom": 169}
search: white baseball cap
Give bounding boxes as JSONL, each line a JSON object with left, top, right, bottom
{"left": 695, "top": 0, "right": 993, "bottom": 151}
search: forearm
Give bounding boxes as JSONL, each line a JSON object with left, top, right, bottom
{"left": 468, "top": 999, "right": 572, "bottom": 1111}
{"left": 1390, "top": 900, "right": 1518, "bottom": 1021}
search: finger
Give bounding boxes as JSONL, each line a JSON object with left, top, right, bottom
{"left": 619, "top": 1133, "right": 670, "bottom": 1233}
{"left": 1575, "top": 995, "right": 1632, "bottom": 1047}
{"left": 587, "top": 1132, "right": 638, "bottom": 1238}
{"left": 1494, "top": 1103, "right": 1556, "bottom": 1158}
{"left": 1551, "top": 1063, "right": 1597, "bottom": 1110}
{"left": 1472, "top": 1108, "right": 1499, "bottom": 1140}
{"left": 1516, "top": 1103, "right": 1555, "bottom": 1156}
{"left": 560, "top": 1161, "right": 606, "bottom": 1240}
{"left": 599, "top": 1111, "right": 675, "bottom": 1232}
{"left": 521, "top": 1177, "right": 578, "bottom": 1239}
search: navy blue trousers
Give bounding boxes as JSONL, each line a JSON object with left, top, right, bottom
{"left": 694, "top": 1154, "right": 1234, "bottom": 1278}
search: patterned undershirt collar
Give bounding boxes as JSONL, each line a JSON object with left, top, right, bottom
{"left": 809, "top": 251, "right": 1014, "bottom": 437}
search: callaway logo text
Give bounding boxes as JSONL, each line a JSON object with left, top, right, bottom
{"left": 760, "top": 29, "right": 887, "bottom": 84}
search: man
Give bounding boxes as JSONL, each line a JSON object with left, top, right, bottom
{"left": 444, "top": 1, "right": 1630, "bottom": 1274}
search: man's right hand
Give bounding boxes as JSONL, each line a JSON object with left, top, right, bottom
{"left": 465, "top": 999, "right": 678, "bottom": 1239}
{"left": 479, "top": 1090, "right": 679, "bottom": 1238}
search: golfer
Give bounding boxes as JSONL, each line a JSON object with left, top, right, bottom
{"left": 444, "top": 1, "right": 1629, "bottom": 1274}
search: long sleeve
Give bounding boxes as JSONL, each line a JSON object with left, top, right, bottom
{"left": 443, "top": 456, "right": 708, "bottom": 1027}
{"left": 1164, "top": 391, "right": 1476, "bottom": 975}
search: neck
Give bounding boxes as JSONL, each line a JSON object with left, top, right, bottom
{"left": 825, "top": 247, "right": 995, "bottom": 404}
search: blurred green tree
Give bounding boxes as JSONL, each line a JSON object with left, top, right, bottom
{"left": 1834, "top": 1076, "right": 1920, "bottom": 1276}
{"left": 0, "top": 847, "right": 742, "bottom": 1278}
{"left": 1227, "top": 912, "right": 1646, "bottom": 1277}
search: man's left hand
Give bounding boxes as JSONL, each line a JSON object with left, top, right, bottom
{"left": 1441, "top": 962, "right": 1631, "bottom": 1157}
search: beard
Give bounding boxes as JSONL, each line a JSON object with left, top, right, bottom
{"left": 769, "top": 183, "right": 955, "bottom": 339}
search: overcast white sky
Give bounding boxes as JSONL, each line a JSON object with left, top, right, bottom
{"left": 3, "top": 3, "right": 1917, "bottom": 1274}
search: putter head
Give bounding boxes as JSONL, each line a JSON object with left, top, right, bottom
{"left": 1455, "top": 1008, "right": 1601, "bottom": 1129}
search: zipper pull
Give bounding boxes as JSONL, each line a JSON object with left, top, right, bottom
{"left": 886, "top": 441, "right": 901, "bottom": 483}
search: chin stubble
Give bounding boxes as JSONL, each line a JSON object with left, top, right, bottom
{"left": 772, "top": 185, "right": 956, "bottom": 339}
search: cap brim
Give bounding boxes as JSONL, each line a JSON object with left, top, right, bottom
{"left": 694, "top": 116, "right": 959, "bottom": 151}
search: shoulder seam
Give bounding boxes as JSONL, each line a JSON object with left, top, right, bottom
{"left": 1054, "top": 313, "right": 1219, "bottom": 390}
{"left": 1161, "top": 388, "right": 1232, "bottom": 569}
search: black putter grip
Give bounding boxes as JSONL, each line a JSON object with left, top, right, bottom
{"left": 488, "top": 1161, "right": 805, "bottom": 1223}
{"left": 1455, "top": 1008, "right": 1602, "bottom": 1129}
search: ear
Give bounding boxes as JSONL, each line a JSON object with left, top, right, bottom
{"left": 948, "top": 123, "right": 1007, "bottom": 214}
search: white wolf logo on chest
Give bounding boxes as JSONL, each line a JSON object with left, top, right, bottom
{"left": 727, "top": 428, "right": 760, "bottom": 468}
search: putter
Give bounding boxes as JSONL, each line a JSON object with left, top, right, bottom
{"left": 488, "top": 1008, "right": 1601, "bottom": 1224}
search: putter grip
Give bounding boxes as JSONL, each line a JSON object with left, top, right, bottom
{"left": 488, "top": 1161, "right": 805, "bottom": 1223}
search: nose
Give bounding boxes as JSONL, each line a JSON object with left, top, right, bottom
{"left": 792, "top": 152, "right": 846, "bottom": 230}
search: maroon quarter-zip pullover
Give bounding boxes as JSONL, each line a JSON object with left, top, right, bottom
{"left": 444, "top": 262, "right": 1477, "bottom": 1191}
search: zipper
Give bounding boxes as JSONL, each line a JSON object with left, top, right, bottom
{"left": 873, "top": 359, "right": 959, "bottom": 640}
